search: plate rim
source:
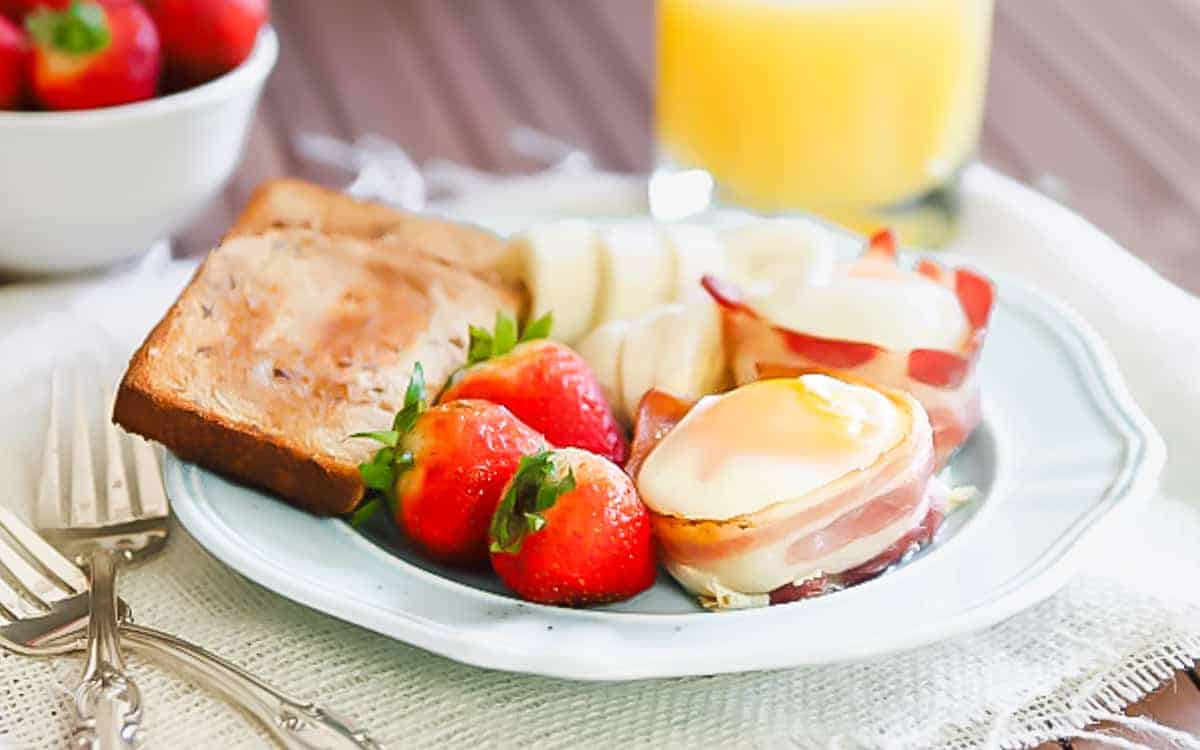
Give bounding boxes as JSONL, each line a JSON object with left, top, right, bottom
{"left": 166, "top": 261, "right": 1166, "bottom": 681}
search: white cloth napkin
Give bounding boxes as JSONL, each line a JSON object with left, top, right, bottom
{"left": 0, "top": 166, "right": 1196, "bottom": 750}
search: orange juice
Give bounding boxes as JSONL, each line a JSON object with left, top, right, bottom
{"left": 656, "top": 0, "right": 993, "bottom": 244}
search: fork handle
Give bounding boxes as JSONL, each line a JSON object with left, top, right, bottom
{"left": 117, "top": 623, "right": 381, "bottom": 750}
{"left": 75, "top": 549, "right": 144, "bottom": 749}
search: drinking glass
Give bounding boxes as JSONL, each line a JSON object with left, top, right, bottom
{"left": 654, "top": 0, "right": 994, "bottom": 247}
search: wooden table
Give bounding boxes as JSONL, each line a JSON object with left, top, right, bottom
{"left": 178, "top": 2, "right": 1200, "bottom": 746}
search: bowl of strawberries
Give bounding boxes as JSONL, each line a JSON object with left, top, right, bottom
{"left": 0, "top": 0, "right": 275, "bottom": 274}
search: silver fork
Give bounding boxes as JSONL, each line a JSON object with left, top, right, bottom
{"left": 30, "top": 372, "right": 381, "bottom": 749}
{"left": 0, "top": 504, "right": 381, "bottom": 749}
{"left": 37, "top": 373, "right": 163, "bottom": 748}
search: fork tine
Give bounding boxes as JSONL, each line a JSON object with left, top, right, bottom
{"left": 0, "top": 571, "right": 41, "bottom": 622}
{"left": 0, "top": 506, "right": 85, "bottom": 602}
{"left": 131, "top": 435, "right": 167, "bottom": 519}
{"left": 0, "top": 507, "right": 89, "bottom": 594}
{"left": 68, "top": 375, "right": 99, "bottom": 527}
{"left": 35, "top": 371, "right": 64, "bottom": 529}
{"left": 104, "top": 388, "right": 135, "bottom": 524}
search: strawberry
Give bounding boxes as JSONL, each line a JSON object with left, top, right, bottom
{"left": 0, "top": 14, "right": 27, "bottom": 108}
{"left": 489, "top": 448, "right": 656, "bottom": 606}
{"left": 352, "top": 363, "right": 546, "bottom": 567}
{"left": 143, "top": 0, "right": 268, "bottom": 87}
{"left": 26, "top": 0, "right": 161, "bottom": 110}
{"left": 439, "top": 313, "right": 629, "bottom": 465}
{"left": 1, "top": 0, "right": 69, "bottom": 23}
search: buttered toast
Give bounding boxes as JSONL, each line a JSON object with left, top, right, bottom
{"left": 114, "top": 228, "right": 518, "bottom": 515}
{"left": 229, "top": 178, "right": 521, "bottom": 296}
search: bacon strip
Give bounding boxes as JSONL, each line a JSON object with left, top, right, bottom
{"left": 908, "top": 349, "right": 970, "bottom": 389}
{"left": 783, "top": 461, "right": 929, "bottom": 565}
{"left": 769, "top": 502, "right": 945, "bottom": 605}
{"left": 956, "top": 267, "right": 994, "bottom": 331}
{"left": 867, "top": 228, "right": 898, "bottom": 259}
{"left": 777, "top": 329, "right": 883, "bottom": 369}
{"left": 625, "top": 389, "right": 692, "bottom": 480}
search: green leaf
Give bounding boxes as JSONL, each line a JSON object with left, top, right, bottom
{"left": 349, "top": 498, "right": 383, "bottom": 528}
{"left": 377, "top": 451, "right": 412, "bottom": 513}
{"left": 349, "top": 430, "right": 400, "bottom": 447}
{"left": 26, "top": 0, "right": 111, "bottom": 55}
{"left": 463, "top": 312, "right": 552, "bottom": 368}
{"left": 488, "top": 451, "right": 575, "bottom": 555}
{"left": 524, "top": 512, "right": 546, "bottom": 533}
{"left": 520, "top": 312, "right": 553, "bottom": 343}
{"left": 492, "top": 312, "right": 518, "bottom": 357}
{"left": 349, "top": 364, "right": 426, "bottom": 507}
{"left": 359, "top": 462, "right": 395, "bottom": 492}
{"left": 537, "top": 470, "right": 573, "bottom": 511}
{"left": 405, "top": 363, "right": 426, "bottom": 409}
{"left": 466, "top": 325, "right": 494, "bottom": 365}
{"left": 372, "top": 447, "right": 396, "bottom": 466}
{"left": 391, "top": 363, "right": 428, "bottom": 434}
{"left": 393, "top": 451, "right": 414, "bottom": 474}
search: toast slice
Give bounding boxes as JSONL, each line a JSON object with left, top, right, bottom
{"left": 114, "top": 228, "right": 517, "bottom": 516}
{"left": 229, "top": 178, "right": 521, "bottom": 293}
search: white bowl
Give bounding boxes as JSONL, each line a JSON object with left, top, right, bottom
{"left": 0, "top": 27, "right": 278, "bottom": 274}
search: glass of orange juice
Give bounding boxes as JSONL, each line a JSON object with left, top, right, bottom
{"left": 654, "top": 0, "right": 994, "bottom": 246}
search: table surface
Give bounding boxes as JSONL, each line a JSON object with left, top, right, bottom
{"left": 178, "top": 1, "right": 1200, "bottom": 746}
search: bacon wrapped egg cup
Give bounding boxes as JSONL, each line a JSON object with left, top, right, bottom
{"left": 703, "top": 229, "right": 994, "bottom": 466}
{"left": 628, "top": 373, "right": 948, "bottom": 609}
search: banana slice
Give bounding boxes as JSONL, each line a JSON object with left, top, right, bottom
{"left": 662, "top": 224, "right": 729, "bottom": 300}
{"left": 653, "top": 294, "right": 727, "bottom": 401}
{"left": 510, "top": 221, "right": 601, "bottom": 343}
{"left": 595, "top": 223, "right": 676, "bottom": 326}
{"left": 574, "top": 319, "right": 630, "bottom": 419}
{"left": 721, "top": 218, "right": 836, "bottom": 293}
{"left": 619, "top": 305, "right": 677, "bottom": 419}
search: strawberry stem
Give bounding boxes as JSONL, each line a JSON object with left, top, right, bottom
{"left": 466, "top": 312, "right": 554, "bottom": 365}
{"left": 26, "top": 0, "right": 110, "bottom": 56}
{"left": 350, "top": 363, "right": 426, "bottom": 511}
{"left": 489, "top": 450, "right": 575, "bottom": 554}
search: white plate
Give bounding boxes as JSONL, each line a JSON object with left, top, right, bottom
{"left": 166, "top": 235, "right": 1164, "bottom": 682}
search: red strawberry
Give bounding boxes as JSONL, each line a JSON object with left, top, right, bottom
{"left": 489, "top": 448, "right": 656, "bottom": 606}
{"left": 439, "top": 313, "right": 629, "bottom": 465}
{"left": 1, "top": 0, "right": 69, "bottom": 23}
{"left": 0, "top": 14, "right": 27, "bottom": 108}
{"left": 26, "top": 0, "right": 161, "bottom": 110}
{"left": 352, "top": 364, "right": 546, "bottom": 567}
{"left": 143, "top": 0, "right": 268, "bottom": 86}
